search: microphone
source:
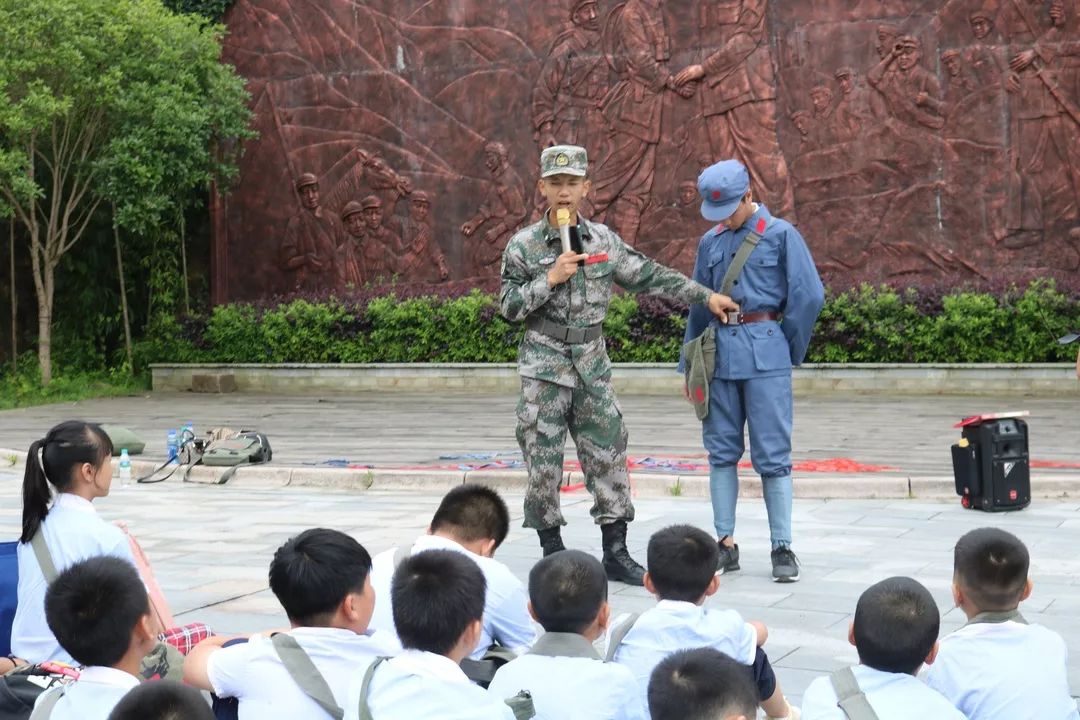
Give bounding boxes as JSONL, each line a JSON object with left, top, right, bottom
{"left": 556, "top": 208, "right": 572, "bottom": 255}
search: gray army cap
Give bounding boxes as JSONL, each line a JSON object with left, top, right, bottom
{"left": 540, "top": 145, "right": 588, "bottom": 178}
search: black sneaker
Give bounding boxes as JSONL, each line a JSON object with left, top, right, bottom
{"left": 717, "top": 540, "right": 740, "bottom": 574}
{"left": 771, "top": 546, "right": 800, "bottom": 583}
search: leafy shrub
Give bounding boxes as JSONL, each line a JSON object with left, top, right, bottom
{"left": 134, "top": 281, "right": 1080, "bottom": 365}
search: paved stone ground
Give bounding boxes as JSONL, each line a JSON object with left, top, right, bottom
{"left": 3, "top": 470, "right": 1077, "bottom": 706}
{"left": 1, "top": 392, "right": 1079, "bottom": 478}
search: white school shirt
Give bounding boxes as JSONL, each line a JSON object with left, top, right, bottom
{"left": 343, "top": 650, "right": 515, "bottom": 720}
{"left": 611, "top": 600, "right": 758, "bottom": 712}
{"left": 368, "top": 535, "right": 537, "bottom": 659}
{"left": 925, "top": 618, "right": 1080, "bottom": 720}
{"left": 206, "top": 626, "right": 401, "bottom": 720}
{"left": 12, "top": 493, "right": 138, "bottom": 664}
{"left": 488, "top": 632, "right": 647, "bottom": 720}
{"left": 801, "top": 665, "right": 967, "bottom": 720}
{"left": 37, "top": 666, "right": 140, "bottom": 720}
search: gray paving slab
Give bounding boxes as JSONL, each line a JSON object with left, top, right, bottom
{"left": 0, "top": 392, "right": 1078, "bottom": 480}
{"left": 2, "top": 470, "right": 1077, "bottom": 706}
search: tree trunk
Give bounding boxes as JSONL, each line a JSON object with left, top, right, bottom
{"left": 8, "top": 220, "right": 15, "bottom": 374}
{"left": 179, "top": 210, "right": 190, "bottom": 314}
{"left": 35, "top": 275, "right": 52, "bottom": 386}
{"left": 113, "top": 208, "right": 133, "bottom": 371}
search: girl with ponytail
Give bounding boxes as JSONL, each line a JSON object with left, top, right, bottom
{"left": 11, "top": 420, "right": 138, "bottom": 664}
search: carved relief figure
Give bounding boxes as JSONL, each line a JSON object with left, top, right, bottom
{"left": 359, "top": 195, "right": 402, "bottom": 282}
{"left": 637, "top": 178, "right": 708, "bottom": 273}
{"left": 324, "top": 150, "right": 413, "bottom": 222}
{"left": 673, "top": 0, "right": 796, "bottom": 219}
{"left": 867, "top": 35, "right": 945, "bottom": 130}
{"left": 590, "top": 0, "right": 694, "bottom": 246}
{"left": 280, "top": 173, "right": 340, "bottom": 292}
{"left": 833, "top": 67, "right": 867, "bottom": 137}
{"left": 966, "top": 10, "right": 1008, "bottom": 88}
{"left": 789, "top": 109, "right": 816, "bottom": 153}
{"left": 532, "top": 0, "right": 609, "bottom": 156}
{"left": 338, "top": 201, "right": 366, "bottom": 288}
{"left": 461, "top": 142, "right": 527, "bottom": 273}
{"left": 399, "top": 191, "right": 450, "bottom": 282}
{"left": 1001, "top": 0, "right": 1080, "bottom": 242}
{"left": 942, "top": 49, "right": 977, "bottom": 101}
{"left": 869, "top": 24, "right": 901, "bottom": 119}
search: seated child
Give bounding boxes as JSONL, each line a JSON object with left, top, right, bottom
{"left": 801, "top": 576, "right": 966, "bottom": 719}
{"left": 926, "top": 527, "right": 1079, "bottom": 720}
{"left": 611, "top": 524, "right": 798, "bottom": 720}
{"left": 106, "top": 680, "right": 214, "bottom": 720}
{"left": 13, "top": 421, "right": 138, "bottom": 665}
{"left": 368, "top": 484, "right": 535, "bottom": 659}
{"left": 37, "top": 556, "right": 158, "bottom": 720}
{"left": 647, "top": 647, "right": 758, "bottom": 720}
{"left": 488, "top": 550, "right": 645, "bottom": 720}
{"left": 345, "top": 549, "right": 514, "bottom": 720}
{"left": 183, "top": 528, "right": 398, "bottom": 720}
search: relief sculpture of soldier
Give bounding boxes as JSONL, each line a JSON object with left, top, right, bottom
{"left": 398, "top": 191, "right": 450, "bottom": 283}
{"left": 337, "top": 201, "right": 367, "bottom": 288}
{"left": 589, "top": 0, "right": 696, "bottom": 248}
{"left": 532, "top": 0, "right": 609, "bottom": 155}
{"left": 867, "top": 35, "right": 945, "bottom": 132}
{"left": 279, "top": 173, "right": 340, "bottom": 293}
{"left": 462, "top": 142, "right": 528, "bottom": 275}
{"left": 359, "top": 195, "right": 402, "bottom": 283}
{"left": 1000, "top": 0, "right": 1080, "bottom": 248}
{"left": 672, "top": 0, "right": 796, "bottom": 221}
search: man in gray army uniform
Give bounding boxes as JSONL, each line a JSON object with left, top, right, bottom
{"left": 500, "top": 145, "right": 739, "bottom": 585}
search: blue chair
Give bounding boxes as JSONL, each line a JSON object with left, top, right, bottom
{"left": 0, "top": 540, "right": 17, "bottom": 656}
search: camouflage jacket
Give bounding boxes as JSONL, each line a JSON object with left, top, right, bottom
{"left": 500, "top": 213, "right": 712, "bottom": 387}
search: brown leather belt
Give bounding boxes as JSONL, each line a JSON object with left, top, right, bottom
{"left": 727, "top": 310, "right": 781, "bottom": 325}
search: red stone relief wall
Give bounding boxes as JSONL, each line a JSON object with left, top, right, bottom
{"left": 214, "top": 0, "right": 1080, "bottom": 302}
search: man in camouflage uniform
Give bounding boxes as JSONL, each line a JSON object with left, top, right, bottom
{"left": 500, "top": 145, "right": 738, "bottom": 584}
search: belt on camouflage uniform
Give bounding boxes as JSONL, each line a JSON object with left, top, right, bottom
{"left": 528, "top": 317, "right": 604, "bottom": 344}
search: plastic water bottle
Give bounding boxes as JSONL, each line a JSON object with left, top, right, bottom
{"left": 167, "top": 429, "right": 178, "bottom": 460}
{"left": 119, "top": 449, "right": 132, "bottom": 487}
{"left": 181, "top": 422, "right": 195, "bottom": 446}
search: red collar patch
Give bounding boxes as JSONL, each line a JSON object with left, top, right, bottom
{"left": 755, "top": 217, "right": 767, "bottom": 234}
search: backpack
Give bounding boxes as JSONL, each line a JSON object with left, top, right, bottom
{"left": 1, "top": 541, "right": 16, "bottom": 657}
{"left": 188, "top": 431, "right": 272, "bottom": 484}
{"left": 0, "top": 664, "right": 74, "bottom": 720}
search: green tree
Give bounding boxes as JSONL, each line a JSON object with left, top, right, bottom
{"left": 0, "top": 0, "right": 252, "bottom": 384}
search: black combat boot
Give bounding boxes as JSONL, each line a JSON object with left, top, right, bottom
{"left": 537, "top": 527, "right": 566, "bottom": 557}
{"left": 601, "top": 521, "right": 646, "bottom": 586}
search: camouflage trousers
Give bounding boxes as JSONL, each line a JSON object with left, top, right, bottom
{"left": 516, "top": 373, "right": 634, "bottom": 530}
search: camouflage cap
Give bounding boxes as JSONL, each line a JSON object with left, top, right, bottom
{"left": 361, "top": 195, "right": 382, "bottom": 210}
{"left": 341, "top": 200, "right": 364, "bottom": 220}
{"left": 295, "top": 172, "right": 318, "bottom": 190}
{"left": 540, "top": 144, "right": 588, "bottom": 178}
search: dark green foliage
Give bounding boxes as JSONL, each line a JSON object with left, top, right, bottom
{"left": 161, "top": 0, "right": 235, "bottom": 20}
{"left": 132, "top": 281, "right": 1080, "bottom": 366}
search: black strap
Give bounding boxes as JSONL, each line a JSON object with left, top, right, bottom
{"left": 270, "top": 634, "right": 343, "bottom": 720}
{"left": 829, "top": 667, "right": 881, "bottom": 720}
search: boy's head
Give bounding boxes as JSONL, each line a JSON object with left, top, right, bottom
{"left": 528, "top": 549, "right": 609, "bottom": 636}
{"left": 851, "top": 576, "right": 940, "bottom": 675}
{"left": 391, "top": 549, "right": 486, "bottom": 658}
{"left": 645, "top": 525, "right": 720, "bottom": 603}
{"left": 106, "top": 680, "right": 214, "bottom": 720}
{"left": 269, "top": 528, "right": 374, "bottom": 630}
{"left": 45, "top": 556, "right": 155, "bottom": 668}
{"left": 429, "top": 484, "right": 510, "bottom": 557}
{"left": 953, "top": 527, "right": 1032, "bottom": 612}
{"left": 537, "top": 145, "right": 591, "bottom": 220}
{"left": 648, "top": 647, "right": 758, "bottom": 720}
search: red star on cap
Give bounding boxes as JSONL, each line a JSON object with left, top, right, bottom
{"left": 711, "top": 190, "right": 722, "bottom": 201}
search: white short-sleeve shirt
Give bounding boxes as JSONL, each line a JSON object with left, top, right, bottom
{"left": 343, "top": 650, "right": 515, "bottom": 720}
{"left": 610, "top": 600, "right": 758, "bottom": 712}
{"left": 368, "top": 535, "right": 537, "bottom": 660}
{"left": 38, "top": 665, "right": 140, "bottom": 720}
{"left": 12, "top": 493, "right": 138, "bottom": 664}
{"left": 801, "top": 665, "right": 968, "bottom": 720}
{"left": 488, "top": 632, "right": 647, "bottom": 720}
{"left": 206, "top": 626, "right": 400, "bottom": 720}
{"left": 925, "top": 620, "right": 1080, "bottom": 720}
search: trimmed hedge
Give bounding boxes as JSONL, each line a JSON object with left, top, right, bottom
{"left": 134, "top": 281, "right": 1080, "bottom": 366}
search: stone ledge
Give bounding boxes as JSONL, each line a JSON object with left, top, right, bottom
{"left": 3, "top": 450, "right": 1077, "bottom": 501}
{"left": 150, "top": 363, "right": 1080, "bottom": 397}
